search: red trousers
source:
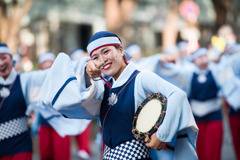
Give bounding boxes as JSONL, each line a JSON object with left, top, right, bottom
{"left": 196, "top": 121, "right": 223, "bottom": 160}
{"left": 229, "top": 115, "right": 240, "bottom": 160}
{"left": 38, "top": 126, "right": 70, "bottom": 160}
{"left": 75, "top": 122, "right": 91, "bottom": 154}
{"left": 0, "top": 152, "right": 32, "bottom": 160}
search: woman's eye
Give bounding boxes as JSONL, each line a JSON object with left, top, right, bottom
{"left": 91, "top": 56, "right": 98, "bottom": 60}
{"left": 104, "top": 50, "right": 109, "bottom": 54}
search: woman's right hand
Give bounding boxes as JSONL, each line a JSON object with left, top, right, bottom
{"left": 85, "top": 60, "right": 104, "bottom": 78}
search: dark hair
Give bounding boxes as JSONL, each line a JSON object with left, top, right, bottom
{"left": 114, "top": 45, "right": 120, "bottom": 49}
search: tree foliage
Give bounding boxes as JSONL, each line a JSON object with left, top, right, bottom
{"left": 0, "top": 0, "right": 32, "bottom": 52}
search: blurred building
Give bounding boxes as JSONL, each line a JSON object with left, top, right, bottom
{"left": 18, "top": 0, "right": 236, "bottom": 60}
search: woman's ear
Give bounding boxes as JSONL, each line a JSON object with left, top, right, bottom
{"left": 119, "top": 45, "right": 124, "bottom": 56}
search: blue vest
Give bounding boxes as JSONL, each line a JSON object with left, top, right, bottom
{"left": 100, "top": 70, "right": 139, "bottom": 148}
{"left": 0, "top": 75, "right": 32, "bottom": 157}
{"left": 190, "top": 71, "right": 222, "bottom": 122}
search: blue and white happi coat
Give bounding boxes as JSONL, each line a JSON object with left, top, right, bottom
{"left": 39, "top": 53, "right": 199, "bottom": 160}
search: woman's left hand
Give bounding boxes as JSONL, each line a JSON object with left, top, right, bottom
{"left": 145, "top": 133, "right": 165, "bottom": 151}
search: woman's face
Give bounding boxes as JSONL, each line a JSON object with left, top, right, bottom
{"left": 0, "top": 54, "right": 13, "bottom": 80}
{"left": 193, "top": 54, "right": 208, "bottom": 70}
{"left": 91, "top": 45, "right": 126, "bottom": 80}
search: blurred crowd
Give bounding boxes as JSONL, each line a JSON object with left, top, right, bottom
{"left": 0, "top": 23, "right": 240, "bottom": 160}
{"left": 124, "top": 24, "right": 240, "bottom": 160}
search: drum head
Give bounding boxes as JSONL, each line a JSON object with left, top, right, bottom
{"left": 132, "top": 93, "right": 167, "bottom": 141}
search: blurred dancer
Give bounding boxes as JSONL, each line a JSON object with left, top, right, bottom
{"left": 70, "top": 49, "right": 92, "bottom": 159}
{"left": 154, "top": 45, "right": 194, "bottom": 94}
{"left": 217, "top": 24, "right": 237, "bottom": 54}
{"left": 189, "top": 48, "right": 223, "bottom": 160}
{"left": 0, "top": 43, "right": 47, "bottom": 160}
{"left": 217, "top": 24, "right": 240, "bottom": 160}
{"left": 0, "top": 43, "right": 91, "bottom": 160}
{"left": 37, "top": 52, "right": 70, "bottom": 160}
{"left": 157, "top": 47, "right": 240, "bottom": 160}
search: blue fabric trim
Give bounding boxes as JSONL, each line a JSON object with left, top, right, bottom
{"left": 52, "top": 77, "right": 77, "bottom": 106}
{"left": 45, "top": 115, "right": 62, "bottom": 121}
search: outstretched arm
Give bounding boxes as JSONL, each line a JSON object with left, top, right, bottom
{"left": 38, "top": 53, "right": 105, "bottom": 119}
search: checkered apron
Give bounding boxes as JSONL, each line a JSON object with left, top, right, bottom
{"left": 0, "top": 117, "right": 28, "bottom": 141}
{"left": 103, "top": 139, "right": 151, "bottom": 160}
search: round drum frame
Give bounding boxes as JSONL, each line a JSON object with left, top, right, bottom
{"left": 132, "top": 93, "right": 167, "bottom": 141}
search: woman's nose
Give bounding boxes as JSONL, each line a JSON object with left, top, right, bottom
{"left": 99, "top": 55, "right": 106, "bottom": 63}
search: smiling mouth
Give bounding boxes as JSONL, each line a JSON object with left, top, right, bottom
{"left": 102, "top": 63, "right": 112, "bottom": 70}
{"left": 0, "top": 66, "right": 7, "bottom": 72}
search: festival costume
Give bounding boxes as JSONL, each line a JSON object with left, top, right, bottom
{"left": 190, "top": 69, "right": 223, "bottom": 160}
{"left": 0, "top": 68, "right": 49, "bottom": 159}
{"left": 0, "top": 73, "right": 32, "bottom": 159}
{"left": 39, "top": 51, "right": 199, "bottom": 160}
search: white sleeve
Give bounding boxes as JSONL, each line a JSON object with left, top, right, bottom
{"left": 212, "top": 54, "right": 240, "bottom": 109}
{"left": 135, "top": 54, "right": 162, "bottom": 72}
{"left": 38, "top": 52, "right": 104, "bottom": 119}
{"left": 155, "top": 62, "right": 194, "bottom": 95}
{"left": 135, "top": 71, "right": 198, "bottom": 148}
{"left": 20, "top": 68, "right": 49, "bottom": 106}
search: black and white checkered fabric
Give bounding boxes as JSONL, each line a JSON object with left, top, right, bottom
{"left": 103, "top": 139, "right": 151, "bottom": 160}
{"left": 0, "top": 117, "right": 28, "bottom": 141}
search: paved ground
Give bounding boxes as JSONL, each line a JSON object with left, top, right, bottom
{"left": 32, "top": 113, "right": 237, "bottom": 160}
{"left": 221, "top": 109, "right": 236, "bottom": 160}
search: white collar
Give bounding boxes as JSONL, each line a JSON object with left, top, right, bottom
{"left": 111, "top": 62, "right": 138, "bottom": 88}
{"left": 0, "top": 68, "right": 17, "bottom": 85}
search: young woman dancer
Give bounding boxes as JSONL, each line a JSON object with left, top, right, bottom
{"left": 39, "top": 31, "right": 199, "bottom": 160}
